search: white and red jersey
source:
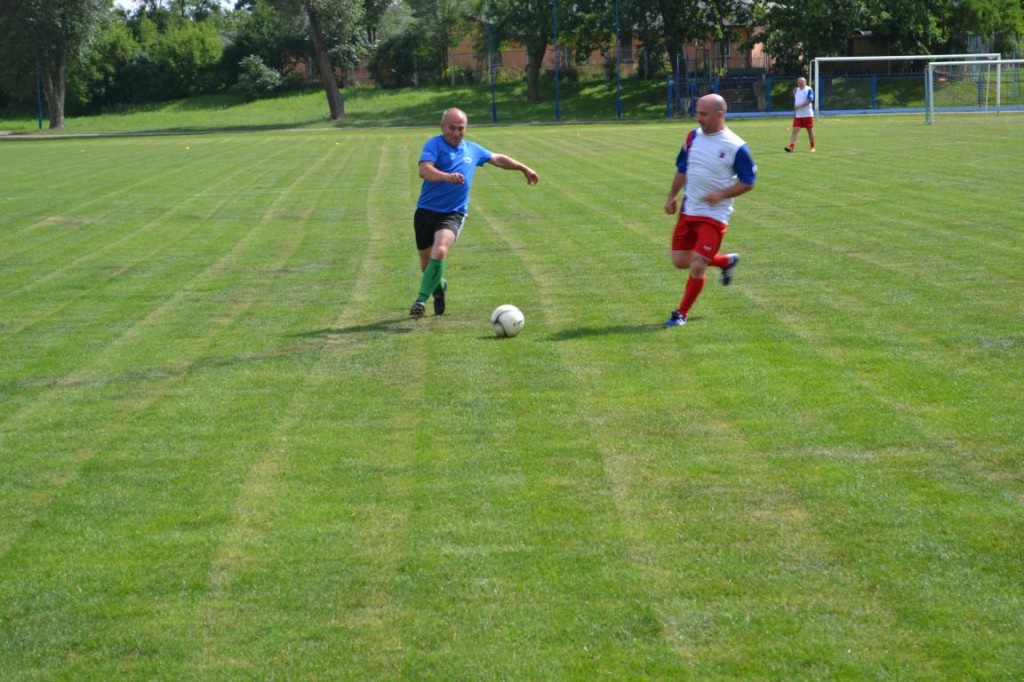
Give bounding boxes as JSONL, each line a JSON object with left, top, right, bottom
{"left": 794, "top": 85, "right": 814, "bottom": 118}
{"left": 674, "top": 126, "right": 756, "bottom": 224}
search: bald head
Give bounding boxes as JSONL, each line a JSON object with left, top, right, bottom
{"left": 440, "top": 108, "right": 468, "bottom": 147}
{"left": 442, "top": 108, "right": 467, "bottom": 125}
{"left": 698, "top": 94, "right": 727, "bottom": 114}
{"left": 695, "top": 94, "right": 727, "bottom": 134}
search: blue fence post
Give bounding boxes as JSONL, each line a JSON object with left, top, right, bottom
{"left": 871, "top": 74, "right": 878, "bottom": 109}
{"left": 614, "top": 0, "right": 621, "bottom": 119}
{"left": 486, "top": 1, "right": 497, "bottom": 122}
{"left": 765, "top": 76, "right": 772, "bottom": 110}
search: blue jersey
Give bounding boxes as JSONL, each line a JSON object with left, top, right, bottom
{"left": 417, "top": 136, "right": 493, "bottom": 213}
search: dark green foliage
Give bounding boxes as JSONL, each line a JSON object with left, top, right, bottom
{"left": 129, "top": 14, "right": 226, "bottom": 98}
{"left": 220, "top": 1, "right": 311, "bottom": 89}
{"left": 236, "top": 54, "right": 282, "bottom": 100}
{"left": 368, "top": 30, "right": 442, "bottom": 87}
{"left": 67, "top": 21, "right": 143, "bottom": 113}
{"left": 750, "top": 0, "right": 1024, "bottom": 75}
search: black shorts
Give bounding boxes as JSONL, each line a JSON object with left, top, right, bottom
{"left": 414, "top": 208, "right": 467, "bottom": 250}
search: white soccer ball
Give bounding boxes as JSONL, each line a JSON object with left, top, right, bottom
{"left": 491, "top": 304, "right": 525, "bottom": 338}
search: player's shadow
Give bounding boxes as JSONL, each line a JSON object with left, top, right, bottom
{"left": 292, "top": 318, "right": 414, "bottom": 338}
{"left": 548, "top": 323, "right": 668, "bottom": 341}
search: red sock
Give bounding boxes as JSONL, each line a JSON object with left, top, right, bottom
{"left": 679, "top": 275, "right": 706, "bottom": 315}
{"left": 710, "top": 253, "right": 731, "bottom": 269}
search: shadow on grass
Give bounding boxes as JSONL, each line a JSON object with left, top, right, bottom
{"left": 125, "top": 121, "right": 332, "bottom": 135}
{"left": 548, "top": 324, "right": 667, "bottom": 341}
{"left": 293, "top": 318, "right": 414, "bottom": 338}
{"left": 11, "top": 343, "right": 322, "bottom": 389}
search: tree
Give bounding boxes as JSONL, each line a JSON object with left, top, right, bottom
{"left": 862, "top": 0, "right": 948, "bottom": 54}
{"left": 622, "top": 0, "right": 751, "bottom": 107}
{"left": 361, "top": 0, "right": 398, "bottom": 44}
{"left": 152, "top": 15, "right": 225, "bottom": 96}
{"left": 487, "top": 0, "right": 555, "bottom": 102}
{"left": 264, "top": 0, "right": 363, "bottom": 120}
{"left": 557, "top": 0, "right": 615, "bottom": 70}
{"left": 0, "top": 0, "right": 109, "bottom": 128}
{"left": 107, "top": 7, "right": 228, "bottom": 102}
{"left": 747, "top": 0, "right": 866, "bottom": 75}
{"left": 407, "top": 0, "right": 474, "bottom": 84}
{"left": 945, "top": 0, "right": 1024, "bottom": 52}
{"left": 481, "top": 0, "right": 637, "bottom": 102}
{"left": 127, "top": 0, "right": 224, "bottom": 19}
{"left": 69, "top": 17, "right": 141, "bottom": 112}
{"left": 221, "top": 0, "right": 309, "bottom": 82}
{"left": 748, "top": 0, "right": 1022, "bottom": 76}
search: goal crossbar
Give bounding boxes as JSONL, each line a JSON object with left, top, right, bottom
{"left": 811, "top": 54, "right": 1001, "bottom": 116}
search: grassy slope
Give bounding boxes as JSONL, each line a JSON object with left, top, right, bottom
{"left": 0, "top": 80, "right": 672, "bottom": 135}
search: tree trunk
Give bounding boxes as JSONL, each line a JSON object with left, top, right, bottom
{"left": 40, "top": 56, "right": 67, "bottom": 130}
{"left": 306, "top": 5, "right": 345, "bottom": 120}
{"left": 525, "top": 44, "right": 546, "bottom": 102}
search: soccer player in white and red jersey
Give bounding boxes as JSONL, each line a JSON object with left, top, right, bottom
{"left": 785, "top": 76, "right": 815, "bottom": 152}
{"left": 662, "top": 93, "right": 757, "bottom": 327}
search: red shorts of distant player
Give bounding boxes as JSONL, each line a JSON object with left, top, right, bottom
{"left": 672, "top": 214, "right": 727, "bottom": 260}
{"left": 792, "top": 116, "right": 814, "bottom": 129}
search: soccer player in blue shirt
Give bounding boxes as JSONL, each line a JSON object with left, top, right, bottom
{"left": 410, "top": 108, "right": 539, "bottom": 317}
{"left": 663, "top": 94, "right": 757, "bottom": 327}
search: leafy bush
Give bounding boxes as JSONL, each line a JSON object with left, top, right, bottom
{"left": 67, "top": 20, "right": 141, "bottom": 113}
{"left": 152, "top": 17, "right": 225, "bottom": 97}
{"left": 236, "top": 55, "right": 281, "bottom": 101}
{"left": 492, "top": 66, "right": 523, "bottom": 84}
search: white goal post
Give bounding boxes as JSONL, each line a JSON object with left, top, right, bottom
{"left": 810, "top": 54, "right": 1001, "bottom": 116}
{"left": 925, "top": 59, "right": 1024, "bottom": 124}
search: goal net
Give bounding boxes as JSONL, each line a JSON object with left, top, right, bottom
{"left": 810, "top": 54, "right": 1000, "bottom": 115}
{"left": 926, "top": 59, "right": 1024, "bottom": 124}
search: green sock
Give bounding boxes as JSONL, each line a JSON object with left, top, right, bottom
{"left": 417, "top": 259, "right": 445, "bottom": 302}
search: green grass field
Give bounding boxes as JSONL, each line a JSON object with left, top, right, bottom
{"left": 2, "top": 111, "right": 1023, "bottom": 680}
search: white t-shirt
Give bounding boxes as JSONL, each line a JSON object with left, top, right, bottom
{"left": 674, "top": 127, "right": 757, "bottom": 224}
{"left": 794, "top": 86, "right": 814, "bottom": 119}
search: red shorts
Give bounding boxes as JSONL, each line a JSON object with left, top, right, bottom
{"left": 672, "top": 215, "right": 727, "bottom": 260}
{"left": 792, "top": 117, "right": 814, "bottom": 129}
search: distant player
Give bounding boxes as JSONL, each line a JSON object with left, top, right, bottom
{"left": 410, "top": 108, "right": 539, "bottom": 318}
{"left": 785, "top": 77, "right": 816, "bottom": 153}
{"left": 662, "top": 94, "right": 756, "bottom": 327}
